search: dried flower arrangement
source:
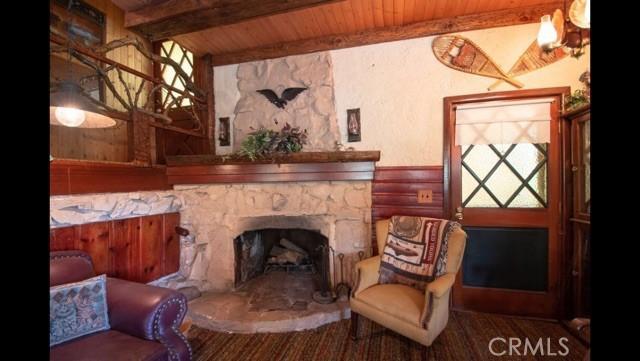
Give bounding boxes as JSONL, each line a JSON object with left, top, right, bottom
{"left": 235, "top": 122, "right": 308, "bottom": 161}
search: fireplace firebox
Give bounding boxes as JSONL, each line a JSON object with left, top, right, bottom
{"left": 234, "top": 228, "right": 331, "bottom": 300}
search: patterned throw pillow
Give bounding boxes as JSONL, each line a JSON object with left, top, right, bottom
{"left": 50, "top": 274, "right": 110, "bottom": 346}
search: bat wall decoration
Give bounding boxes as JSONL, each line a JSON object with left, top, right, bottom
{"left": 256, "top": 87, "right": 307, "bottom": 109}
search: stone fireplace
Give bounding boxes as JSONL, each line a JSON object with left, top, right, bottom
{"left": 172, "top": 179, "right": 372, "bottom": 294}
{"left": 50, "top": 153, "right": 379, "bottom": 332}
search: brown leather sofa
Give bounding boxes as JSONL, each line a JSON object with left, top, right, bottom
{"left": 50, "top": 250, "right": 192, "bottom": 361}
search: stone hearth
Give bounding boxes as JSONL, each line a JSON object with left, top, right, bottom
{"left": 188, "top": 272, "right": 350, "bottom": 333}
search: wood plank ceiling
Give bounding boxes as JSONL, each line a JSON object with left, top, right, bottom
{"left": 111, "top": 0, "right": 562, "bottom": 65}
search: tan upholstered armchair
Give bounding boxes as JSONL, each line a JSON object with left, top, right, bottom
{"left": 349, "top": 218, "right": 466, "bottom": 347}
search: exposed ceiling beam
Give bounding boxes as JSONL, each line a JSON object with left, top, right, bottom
{"left": 125, "top": 0, "right": 345, "bottom": 41}
{"left": 211, "top": 2, "right": 563, "bottom": 66}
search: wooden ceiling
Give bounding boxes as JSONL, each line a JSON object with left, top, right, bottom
{"left": 112, "top": 0, "right": 563, "bottom": 65}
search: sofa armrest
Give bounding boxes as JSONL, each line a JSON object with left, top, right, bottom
{"left": 352, "top": 256, "right": 381, "bottom": 298}
{"left": 107, "top": 278, "right": 192, "bottom": 361}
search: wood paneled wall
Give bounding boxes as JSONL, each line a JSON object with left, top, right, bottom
{"left": 371, "top": 166, "right": 444, "bottom": 254}
{"left": 50, "top": 213, "right": 180, "bottom": 283}
{"left": 50, "top": 0, "right": 153, "bottom": 162}
{"left": 50, "top": 159, "right": 171, "bottom": 196}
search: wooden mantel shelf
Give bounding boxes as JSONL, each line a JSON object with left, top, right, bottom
{"left": 165, "top": 151, "right": 380, "bottom": 184}
{"left": 165, "top": 151, "right": 380, "bottom": 166}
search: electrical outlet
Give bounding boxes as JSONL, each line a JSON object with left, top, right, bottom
{"left": 417, "top": 189, "right": 433, "bottom": 204}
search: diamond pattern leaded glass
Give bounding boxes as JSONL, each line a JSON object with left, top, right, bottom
{"left": 160, "top": 40, "right": 194, "bottom": 109}
{"left": 461, "top": 143, "right": 548, "bottom": 208}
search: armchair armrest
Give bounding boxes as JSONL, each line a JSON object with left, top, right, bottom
{"left": 426, "top": 273, "right": 456, "bottom": 299}
{"left": 107, "top": 278, "right": 192, "bottom": 361}
{"left": 352, "top": 255, "right": 381, "bottom": 298}
{"left": 419, "top": 273, "right": 457, "bottom": 329}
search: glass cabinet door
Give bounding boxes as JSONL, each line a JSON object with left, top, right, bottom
{"left": 569, "top": 108, "right": 590, "bottom": 318}
{"left": 573, "top": 112, "right": 591, "bottom": 218}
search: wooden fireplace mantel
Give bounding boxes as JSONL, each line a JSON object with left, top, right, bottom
{"left": 165, "top": 151, "right": 380, "bottom": 184}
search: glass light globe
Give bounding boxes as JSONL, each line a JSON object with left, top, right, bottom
{"left": 585, "top": 0, "right": 590, "bottom": 24}
{"left": 537, "top": 15, "right": 558, "bottom": 49}
{"left": 55, "top": 107, "right": 86, "bottom": 127}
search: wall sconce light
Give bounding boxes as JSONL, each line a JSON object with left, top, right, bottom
{"left": 537, "top": 0, "right": 590, "bottom": 58}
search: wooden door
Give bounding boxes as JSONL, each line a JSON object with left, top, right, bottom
{"left": 567, "top": 106, "right": 591, "bottom": 317}
{"left": 444, "top": 88, "right": 569, "bottom": 319}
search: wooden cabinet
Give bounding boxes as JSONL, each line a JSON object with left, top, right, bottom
{"left": 563, "top": 104, "right": 591, "bottom": 318}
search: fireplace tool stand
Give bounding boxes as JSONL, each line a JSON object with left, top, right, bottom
{"left": 334, "top": 253, "right": 350, "bottom": 299}
{"left": 312, "top": 243, "right": 335, "bottom": 304}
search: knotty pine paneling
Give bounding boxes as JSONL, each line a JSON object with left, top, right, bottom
{"left": 50, "top": 213, "right": 180, "bottom": 283}
{"left": 140, "top": 214, "right": 165, "bottom": 282}
{"left": 50, "top": 0, "right": 153, "bottom": 162}
{"left": 78, "top": 221, "right": 111, "bottom": 275}
{"left": 163, "top": 213, "right": 181, "bottom": 275}
{"left": 110, "top": 217, "right": 141, "bottom": 281}
{"left": 371, "top": 166, "right": 444, "bottom": 254}
{"left": 174, "top": 0, "right": 561, "bottom": 56}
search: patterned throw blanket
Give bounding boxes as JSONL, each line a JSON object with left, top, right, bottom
{"left": 378, "top": 216, "right": 459, "bottom": 291}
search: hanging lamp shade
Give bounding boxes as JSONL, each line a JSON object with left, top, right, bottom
{"left": 569, "top": 0, "right": 590, "bottom": 29}
{"left": 50, "top": 82, "right": 118, "bottom": 128}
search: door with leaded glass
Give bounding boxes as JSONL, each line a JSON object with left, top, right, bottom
{"left": 444, "top": 88, "right": 568, "bottom": 318}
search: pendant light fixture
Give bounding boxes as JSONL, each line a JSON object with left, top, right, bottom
{"left": 49, "top": 2, "right": 117, "bottom": 129}
{"left": 50, "top": 81, "right": 118, "bottom": 128}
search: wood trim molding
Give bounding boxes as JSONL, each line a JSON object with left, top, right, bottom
{"left": 212, "top": 2, "right": 562, "bottom": 66}
{"left": 166, "top": 161, "right": 375, "bottom": 184}
{"left": 166, "top": 151, "right": 380, "bottom": 165}
{"left": 125, "top": 0, "right": 344, "bottom": 41}
{"left": 50, "top": 159, "right": 171, "bottom": 195}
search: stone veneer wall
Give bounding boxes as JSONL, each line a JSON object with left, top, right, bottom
{"left": 50, "top": 191, "right": 182, "bottom": 227}
{"left": 49, "top": 180, "right": 372, "bottom": 292}
{"left": 233, "top": 52, "right": 341, "bottom": 152}
{"left": 177, "top": 181, "right": 371, "bottom": 291}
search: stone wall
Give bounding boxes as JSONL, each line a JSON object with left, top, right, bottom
{"left": 50, "top": 191, "right": 182, "bottom": 227}
{"left": 233, "top": 52, "right": 341, "bottom": 152}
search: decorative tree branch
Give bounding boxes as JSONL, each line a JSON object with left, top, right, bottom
{"left": 115, "top": 66, "right": 134, "bottom": 107}
{"left": 134, "top": 107, "right": 174, "bottom": 124}
{"left": 68, "top": 49, "right": 132, "bottom": 111}
{"left": 144, "top": 83, "right": 165, "bottom": 111}
{"left": 50, "top": 28, "right": 205, "bottom": 130}
{"left": 134, "top": 79, "right": 146, "bottom": 108}
{"left": 94, "top": 37, "right": 205, "bottom": 99}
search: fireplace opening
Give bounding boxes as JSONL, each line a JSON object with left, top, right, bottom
{"left": 234, "top": 228, "right": 331, "bottom": 305}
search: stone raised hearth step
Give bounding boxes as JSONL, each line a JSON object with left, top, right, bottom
{"left": 187, "top": 273, "right": 350, "bottom": 333}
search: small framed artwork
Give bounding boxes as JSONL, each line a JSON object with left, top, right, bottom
{"left": 347, "top": 108, "right": 361, "bottom": 142}
{"left": 218, "top": 117, "right": 230, "bottom": 146}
